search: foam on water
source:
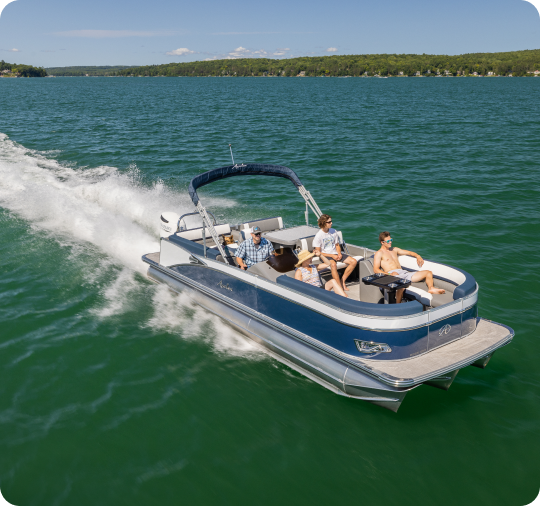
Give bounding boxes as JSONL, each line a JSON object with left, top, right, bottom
{"left": 0, "top": 133, "right": 179, "bottom": 272}
{"left": 146, "top": 285, "right": 263, "bottom": 359}
{"left": 0, "top": 133, "right": 260, "bottom": 357}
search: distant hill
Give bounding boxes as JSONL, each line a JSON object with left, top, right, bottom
{"left": 45, "top": 66, "right": 131, "bottom": 76}
{"left": 0, "top": 60, "right": 47, "bottom": 77}
{"left": 112, "top": 49, "right": 540, "bottom": 77}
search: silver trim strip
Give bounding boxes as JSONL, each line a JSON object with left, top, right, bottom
{"left": 142, "top": 255, "right": 513, "bottom": 388}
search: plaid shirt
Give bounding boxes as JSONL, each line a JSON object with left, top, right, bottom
{"left": 236, "top": 237, "right": 274, "bottom": 268}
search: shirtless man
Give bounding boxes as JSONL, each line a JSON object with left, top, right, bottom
{"left": 373, "top": 231, "right": 445, "bottom": 303}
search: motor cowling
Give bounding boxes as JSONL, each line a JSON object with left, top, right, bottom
{"left": 160, "top": 212, "right": 180, "bottom": 237}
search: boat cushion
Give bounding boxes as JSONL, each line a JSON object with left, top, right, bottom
{"left": 167, "top": 235, "right": 222, "bottom": 261}
{"left": 176, "top": 224, "right": 231, "bottom": 241}
{"left": 276, "top": 275, "right": 423, "bottom": 316}
{"left": 359, "top": 257, "right": 384, "bottom": 303}
{"left": 398, "top": 255, "right": 477, "bottom": 300}
{"left": 240, "top": 217, "right": 283, "bottom": 233}
{"left": 405, "top": 286, "right": 433, "bottom": 306}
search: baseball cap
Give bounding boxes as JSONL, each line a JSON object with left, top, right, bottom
{"left": 251, "top": 226, "right": 262, "bottom": 234}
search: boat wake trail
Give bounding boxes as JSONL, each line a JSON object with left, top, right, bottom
{"left": 0, "top": 133, "right": 176, "bottom": 272}
{"left": 0, "top": 133, "right": 261, "bottom": 358}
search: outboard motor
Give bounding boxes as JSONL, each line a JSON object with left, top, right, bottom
{"left": 160, "top": 212, "right": 180, "bottom": 238}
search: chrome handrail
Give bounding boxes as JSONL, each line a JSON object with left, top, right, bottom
{"left": 178, "top": 211, "right": 217, "bottom": 231}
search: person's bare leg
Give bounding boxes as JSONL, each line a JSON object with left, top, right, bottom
{"left": 321, "top": 254, "right": 341, "bottom": 286}
{"left": 325, "top": 280, "right": 347, "bottom": 297}
{"left": 340, "top": 257, "right": 357, "bottom": 291}
{"left": 396, "top": 287, "right": 405, "bottom": 303}
{"left": 411, "top": 270, "right": 445, "bottom": 295}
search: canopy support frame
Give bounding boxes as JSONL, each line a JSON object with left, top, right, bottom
{"left": 298, "top": 185, "right": 323, "bottom": 220}
{"left": 196, "top": 202, "right": 230, "bottom": 262}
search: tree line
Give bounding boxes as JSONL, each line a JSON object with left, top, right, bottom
{"left": 0, "top": 60, "right": 47, "bottom": 77}
{"left": 45, "top": 65, "right": 131, "bottom": 77}
{"left": 111, "top": 49, "right": 540, "bottom": 77}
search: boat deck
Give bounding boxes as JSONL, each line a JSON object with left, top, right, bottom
{"left": 353, "top": 318, "right": 513, "bottom": 386}
{"left": 145, "top": 252, "right": 160, "bottom": 264}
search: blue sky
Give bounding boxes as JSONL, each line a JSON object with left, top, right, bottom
{"left": 0, "top": 0, "right": 539, "bottom": 67}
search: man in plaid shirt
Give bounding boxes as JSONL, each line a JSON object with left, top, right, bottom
{"left": 235, "top": 226, "right": 275, "bottom": 270}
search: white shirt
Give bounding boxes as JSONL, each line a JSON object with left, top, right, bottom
{"left": 313, "top": 228, "right": 339, "bottom": 255}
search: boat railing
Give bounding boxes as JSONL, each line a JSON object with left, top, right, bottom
{"left": 178, "top": 211, "right": 217, "bottom": 231}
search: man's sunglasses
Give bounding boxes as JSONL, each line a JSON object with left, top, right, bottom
{"left": 253, "top": 233, "right": 262, "bottom": 237}
{"left": 326, "top": 220, "right": 333, "bottom": 224}
{"left": 385, "top": 239, "right": 393, "bottom": 243}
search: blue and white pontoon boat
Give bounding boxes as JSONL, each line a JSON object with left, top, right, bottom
{"left": 143, "top": 164, "right": 514, "bottom": 411}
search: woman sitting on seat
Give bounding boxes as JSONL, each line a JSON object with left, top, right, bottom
{"left": 294, "top": 250, "right": 348, "bottom": 298}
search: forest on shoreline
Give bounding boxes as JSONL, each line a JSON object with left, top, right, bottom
{"left": 44, "top": 65, "right": 130, "bottom": 77}
{"left": 0, "top": 60, "right": 47, "bottom": 77}
{"left": 3, "top": 50, "right": 540, "bottom": 79}
{"left": 110, "top": 49, "right": 540, "bottom": 78}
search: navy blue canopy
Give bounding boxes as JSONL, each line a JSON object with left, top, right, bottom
{"left": 188, "top": 164, "right": 303, "bottom": 206}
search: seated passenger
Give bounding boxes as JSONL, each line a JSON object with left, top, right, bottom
{"left": 295, "top": 250, "right": 347, "bottom": 298}
{"left": 235, "top": 226, "right": 275, "bottom": 270}
{"left": 374, "top": 231, "right": 445, "bottom": 303}
{"left": 313, "top": 214, "right": 357, "bottom": 292}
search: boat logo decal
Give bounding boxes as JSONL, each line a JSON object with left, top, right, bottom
{"left": 217, "top": 280, "right": 233, "bottom": 291}
{"left": 354, "top": 340, "right": 392, "bottom": 354}
{"left": 439, "top": 324, "right": 452, "bottom": 336}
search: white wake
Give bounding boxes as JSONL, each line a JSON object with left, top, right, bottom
{"left": 0, "top": 133, "right": 262, "bottom": 358}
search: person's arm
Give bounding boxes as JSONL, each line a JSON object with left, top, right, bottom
{"left": 373, "top": 251, "right": 384, "bottom": 274}
{"left": 294, "top": 269, "right": 303, "bottom": 281}
{"left": 335, "top": 243, "right": 342, "bottom": 261}
{"left": 316, "top": 261, "right": 331, "bottom": 271}
{"left": 236, "top": 257, "right": 247, "bottom": 270}
{"left": 236, "top": 243, "right": 248, "bottom": 270}
{"left": 267, "top": 241, "right": 275, "bottom": 257}
{"left": 394, "top": 247, "right": 424, "bottom": 267}
{"left": 312, "top": 234, "right": 322, "bottom": 258}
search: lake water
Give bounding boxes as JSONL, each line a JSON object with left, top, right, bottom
{"left": 0, "top": 76, "right": 539, "bottom": 505}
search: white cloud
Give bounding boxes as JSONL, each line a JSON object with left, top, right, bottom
{"left": 166, "top": 47, "right": 197, "bottom": 56}
{"left": 53, "top": 30, "right": 175, "bottom": 38}
{"left": 202, "top": 46, "right": 293, "bottom": 61}
{"left": 228, "top": 46, "right": 251, "bottom": 57}
{"left": 204, "top": 56, "right": 238, "bottom": 61}
{"left": 326, "top": 47, "right": 338, "bottom": 52}
{"left": 7, "top": 48, "right": 19, "bottom": 52}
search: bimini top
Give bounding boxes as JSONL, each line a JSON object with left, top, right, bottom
{"left": 188, "top": 164, "right": 303, "bottom": 206}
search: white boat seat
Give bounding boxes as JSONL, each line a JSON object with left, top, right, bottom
{"left": 234, "top": 217, "right": 284, "bottom": 244}
{"left": 240, "top": 217, "right": 283, "bottom": 234}
{"left": 404, "top": 286, "right": 433, "bottom": 306}
{"left": 176, "top": 224, "right": 231, "bottom": 241}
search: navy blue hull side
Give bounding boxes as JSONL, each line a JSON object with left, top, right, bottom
{"left": 461, "top": 304, "right": 478, "bottom": 336}
{"left": 169, "top": 265, "right": 474, "bottom": 361}
{"left": 428, "top": 311, "right": 463, "bottom": 349}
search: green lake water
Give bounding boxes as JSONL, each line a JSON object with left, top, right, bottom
{"left": 0, "top": 76, "right": 539, "bottom": 505}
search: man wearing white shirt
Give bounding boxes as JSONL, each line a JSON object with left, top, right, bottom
{"left": 312, "top": 214, "right": 357, "bottom": 292}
